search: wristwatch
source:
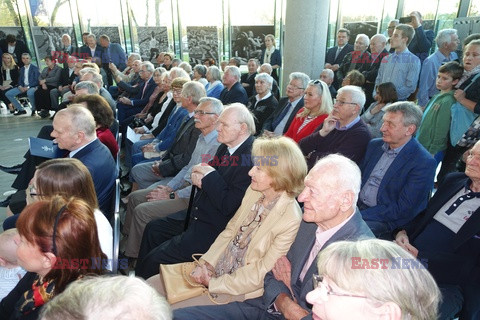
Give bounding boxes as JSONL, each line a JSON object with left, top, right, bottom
{"left": 169, "top": 192, "right": 176, "bottom": 199}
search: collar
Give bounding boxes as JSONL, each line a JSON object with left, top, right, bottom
{"left": 202, "top": 129, "right": 218, "bottom": 143}
{"left": 256, "top": 91, "right": 272, "bottom": 102}
{"left": 335, "top": 116, "right": 360, "bottom": 131}
{"left": 465, "top": 179, "right": 480, "bottom": 195}
{"left": 69, "top": 138, "right": 96, "bottom": 158}
{"left": 393, "top": 47, "right": 409, "bottom": 55}
{"left": 228, "top": 136, "right": 250, "bottom": 156}
{"left": 382, "top": 141, "right": 407, "bottom": 156}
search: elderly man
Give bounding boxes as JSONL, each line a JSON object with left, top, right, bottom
{"left": 219, "top": 66, "right": 248, "bottom": 105}
{"left": 6, "top": 53, "right": 40, "bottom": 115}
{"left": 263, "top": 72, "right": 309, "bottom": 135}
{"left": 99, "top": 34, "right": 127, "bottom": 86}
{"left": 79, "top": 33, "right": 103, "bottom": 60}
{"left": 253, "top": 63, "right": 280, "bottom": 100}
{"left": 358, "top": 102, "right": 436, "bottom": 238}
{"left": 123, "top": 97, "right": 222, "bottom": 259}
{"left": 51, "top": 106, "right": 116, "bottom": 215}
{"left": 319, "top": 68, "right": 336, "bottom": 99}
{"left": 299, "top": 85, "right": 372, "bottom": 169}
{"left": 240, "top": 58, "right": 258, "bottom": 97}
{"left": 417, "top": 29, "right": 459, "bottom": 107}
{"left": 375, "top": 24, "right": 421, "bottom": 101}
{"left": 385, "top": 19, "right": 399, "bottom": 52}
{"left": 337, "top": 33, "right": 371, "bottom": 85}
{"left": 325, "top": 28, "right": 354, "bottom": 89}
{"left": 50, "top": 55, "right": 77, "bottom": 110}
{"left": 393, "top": 139, "right": 480, "bottom": 320}
{"left": 116, "top": 61, "right": 156, "bottom": 122}
{"left": 135, "top": 103, "right": 255, "bottom": 279}
{"left": 363, "top": 34, "right": 388, "bottom": 106}
{"left": 57, "top": 34, "right": 77, "bottom": 66}
{"left": 78, "top": 68, "right": 116, "bottom": 114}
{"left": 174, "top": 154, "right": 374, "bottom": 319}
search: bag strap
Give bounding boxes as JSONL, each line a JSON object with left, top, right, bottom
{"left": 463, "top": 72, "right": 480, "bottom": 92}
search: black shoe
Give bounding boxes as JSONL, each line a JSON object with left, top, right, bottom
{"left": 0, "top": 164, "right": 23, "bottom": 174}
{"left": 39, "top": 110, "right": 50, "bottom": 118}
{"left": 31, "top": 110, "right": 36, "bottom": 116}
{"left": 0, "top": 195, "right": 12, "bottom": 207}
{"left": 13, "top": 110, "right": 26, "bottom": 116}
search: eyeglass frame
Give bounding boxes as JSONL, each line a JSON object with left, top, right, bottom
{"left": 333, "top": 99, "right": 358, "bottom": 106}
{"left": 194, "top": 110, "right": 217, "bottom": 116}
{"left": 312, "top": 274, "right": 368, "bottom": 300}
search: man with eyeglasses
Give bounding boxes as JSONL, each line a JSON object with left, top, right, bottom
{"left": 124, "top": 96, "right": 221, "bottom": 261}
{"left": 299, "top": 85, "right": 372, "bottom": 170}
{"left": 358, "top": 102, "right": 436, "bottom": 239}
{"left": 173, "top": 154, "right": 373, "bottom": 319}
{"left": 116, "top": 61, "right": 156, "bottom": 122}
{"left": 262, "top": 72, "right": 309, "bottom": 136}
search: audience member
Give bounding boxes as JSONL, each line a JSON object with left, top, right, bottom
{"left": 78, "top": 67, "right": 116, "bottom": 114}
{"left": 40, "top": 275, "right": 172, "bottom": 320}
{"left": 255, "top": 63, "right": 280, "bottom": 100}
{"left": 0, "top": 53, "right": 19, "bottom": 113}
{"left": 363, "top": 34, "right": 388, "bottom": 107}
{"left": 240, "top": 58, "right": 258, "bottom": 97}
{"left": 0, "top": 196, "right": 106, "bottom": 319}
{"left": 263, "top": 72, "right": 309, "bottom": 136}
{"left": 98, "top": 34, "right": 127, "bottom": 87}
{"left": 407, "top": 11, "right": 435, "bottom": 63}
{"left": 341, "top": 69, "right": 365, "bottom": 88}
{"left": 34, "top": 55, "right": 62, "bottom": 118}
{"left": 192, "top": 64, "right": 207, "bottom": 86}
{"left": 385, "top": 19, "right": 399, "bottom": 52}
{"left": 259, "top": 34, "right": 281, "bottom": 82}
{"left": 337, "top": 33, "right": 371, "bottom": 85}
{"left": 319, "top": 68, "right": 336, "bottom": 99}
{"left": 219, "top": 65, "right": 248, "bottom": 105}
{"left": 0, "top": 34, "right": 30, "bottom": 67}
{"left": 358, "top": 102, "right": 436, "bottom": 238}
{"left": 205, "top": 65, "right": 224, "bottom": 99}
{"left": 79, "top": 33, "right": 103, "bottom": 60}
{"left": 149, "top": 136, "right": 307, "bottom": 309}
{"left": 299, "top": 85, "right": 371, "bottom": 169}
{"left": 361, "top": 81, "right": 398, "bottom": 137}
{"left": 0, "top": 229, "right": 26, "bottom": 300}
{"left": 325, "top": 28, "right": 354, "bottom": 89}
{"left": 135, "top": 104, "right": 255, "bottom": 279}
{"left": 246, "top": 73, "right": 278, "bottom": 135}
{"left": 284, "top": 79, "right": 332, "bottom": 143}
{"left": 418, "top": 29, "right": 460, "bottom": 107}
{"left": 306, "top": 239, "right": 440, "bottom": 319}
{"left": 375, "top": 24, "right": 421, "bottom": 101}
{"left": 162, "top": 53, "right": 174, "bottom": 70}
{"left": 173, "top": 154, "right": 374, "bottom": 319}
{"left": 50, "top": 55, "right": 77, "bottom": 111}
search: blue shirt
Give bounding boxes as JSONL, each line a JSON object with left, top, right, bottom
{"left": 375, "top": 48, "right": 421, "bottom": 100}
{"left": 417, "top": 50, "right": 458, "bottom": 107}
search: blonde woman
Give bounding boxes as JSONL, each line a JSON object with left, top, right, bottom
{"left": 0, "top": 53, "right": 19, "bottom": 113}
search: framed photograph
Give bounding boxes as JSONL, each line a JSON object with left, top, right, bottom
{"left": 137, "top": 26, "right": 168, "bottom": 63}
{"left": 231, "top": 25, "right": 274, "bottom": 65}
{"left": 186, "top": 26, "right": 218, "bottom": 65}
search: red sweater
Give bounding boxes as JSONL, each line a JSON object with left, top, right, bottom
{"left": 97, "top": 127, "right": 119, "bottom": 158}
{"left": 284, "top": 108, "right": 328, "bottom": 143}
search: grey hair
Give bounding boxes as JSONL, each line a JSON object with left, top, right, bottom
{"left": 224, "top": 66, "right": 241, "bottom": 81}
{"left": 128, "top": 52, "right": 141, "bottom": 60}
{"left": 153, "top": 67, "right": 166, "bottom": 76}
{"left": 75, "top": 81, "right": 99, "bottom": 94}
{"left": 61, "top": 34, "right": 71, "bottom": 41}
{"left": 355, "top": 33, "right": 370, "bottom": 47}
{"left": 255, "top": 73, "right": 273, "bottom": 90}
{"left": 289, "top": 72, "right": 310, "bottom": 89}
{"left": 384, "top": 101, "right": 423, "bottom": 134}
{"left": 338, "top": 85, "right": 366, "bottom": 110}
{"left": 141, "top": 61, "right": 155, "bottom": 73}
{"left": 317, "top": 239, "right": 440, "bottom": 320}
{"left": 320, "top": 69, "right": 334, "bottom": 80}
{"left": 86, "top": 33, "right": 96, "bottom": 40}
{"left": 312, "top": 153, "right": 361, "bottom": 207}
{"left": 57, "top": 105, "right": 96, "bottom": 139}
{"left": 223, "top": 103, "right": 256, "bottom": 135}
{"left": 194, "top": 64, "right": 207, "bottom": 77}
{"left": 39, "top": 275, "right": 172, "bottom": 320}
{"left": 99, "top": 34, "right": 110, "bottom": 42}
{"left": 182, "top": 81, "right": 207, "bottom": 105}
{"left": 179, "top": 61, "right": 192, "bottom": 73}
{"left": 169, "top": 67, "right": 190, "bottom": 80}
{"left": 207, "top": 66, "right": 222, "bottom": 81}
{"left": 80, "top": 68, "right": 104, "bottom": 88}
{"left": 436, "top": 29, "right": 458, "bottom": 47}
{"left": 260, "top": 63, "right": 273, "bottom": 74}
{"left": 390, "top": 19, "right": 399, "bottom": 25}
{"left": 199, "top": 97, "right": 224, "bottom": 115}
{"left": 371, "top": 33, "right": 387, "bottom": 44}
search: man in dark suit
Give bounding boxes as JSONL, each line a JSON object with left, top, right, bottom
{"left": 50, "top": 54, "right": 77, "bottom": 110}
{"left": 393, "top": 140, "right": 480, "bottom": 319}
{"left": 324, "top": 28, "right": 354, "bottom": 89}
{"left": 99, "top": 34, "right": 127, "bottom": 87}
{"left": 262, "top": 72, "right": 309, "bottom": 135}
{"left": 0, "top": 34, "right": 30, "bottom": 67}
{"left": 240, "top": 58, "right": 258, "bottom": 97}
{"left": 358, "top": 102, "right": 436, "bottom": 238}
{"left": 407, "top": 11, "right": 435, "bottom": 63}
{"left": 337, "top": 33, "right": 371, "bottom": 85}
{"left": 56, "top": 34, "right": 77, "bottom": 67}
{"left": 51, "top": 105, "right": 116, "bottom": 217}
{"left": 320, "top": 68, "right": 337, "bottom": 99}
{"left": 116, "top": 61, "right": 156, "bottom": 122}
{"left": 362, "top": 34, "right": 388, "bottom": 107}
{"left": 174, "top": 154, "right": 374, "bottom": 319}
{"left": 79, "top": 34, "right": 103, "bottom": 60}
{"left": 219, "top": 66, "right": 248, "bottom": 105}
{"left": 134, "top": 104, "right": 255, "bottom": 279}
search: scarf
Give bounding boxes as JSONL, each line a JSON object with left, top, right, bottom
{"left": 15, "top": 275, "right": 55, "bottom": 317}
{"left": 457, "top": 64, "right": 480, "bottom": 88}
{"left": 264, "top": 46, "right": 276, "bottom": 64}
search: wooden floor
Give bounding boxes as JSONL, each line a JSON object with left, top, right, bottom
{"left": 0, "top": 110, "right": 52, "bottom": 230}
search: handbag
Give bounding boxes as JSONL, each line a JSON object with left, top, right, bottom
{"left": 450, "top": 73, "right": 480, "bottom": 146}
{"left": 160, "top": 254, "right": 232, "bottom": 305}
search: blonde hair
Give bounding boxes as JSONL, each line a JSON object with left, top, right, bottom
{"left": 2, "top": 53, "right": 17, "bottom": 70}
{"left": 297, "top": 80, "right": 333, "bottom": 118}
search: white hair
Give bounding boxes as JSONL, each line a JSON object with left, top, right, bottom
{"left": 338, "top": 85, "right": 366, "bottom": 110}
{"left": 436, "top": 29, "right": 458, "bottom": 47}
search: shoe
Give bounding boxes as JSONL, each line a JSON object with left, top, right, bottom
{"left": 13, "top": 110, "right": 26, "bottom": 116}
{"left": 0, "top": 163, "right": 22, "bottom": 174}
{"left": 39, "top": 110, "right": 50, "bottom": 118}
{"left": 0, "top": 195, "right": 12, "bottom": 207}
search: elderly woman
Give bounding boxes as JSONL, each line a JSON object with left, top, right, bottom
{"left": 193, "top": 65, "right": 208, "bottom": 87}
{"left": 285, "top": 80, "right": 333, "bottom": 142}
{"left": 341, "top": 69, "right": 365, "bottom": 88}
{"left": 205, "top": 65, "right": 224, "bottom": 99}
{"left": 306, "top": 239, "right": 440, "bottom": 320}
{"left": 34, "top": 55, "right": 62, "bottom": 118}
{"left": 361, "top": 82, "right": 398, "bottom": 137}
{"left": 246, "top": 73, "right": 278, "bottom": 135}
{"left": 0, "top": 53, "right": 20, "bottom": 113}
{"left": 260, "top": 34, "right": 281, "bottom": 82}
{"left": 148, "top": 136, "right": 307, "bottom": 309}
{"left": 0, "top": 196, "right": 106, "bottom": 319}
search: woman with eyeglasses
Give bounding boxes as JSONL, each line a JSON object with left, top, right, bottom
{"left": 306, "top": 239, "right": 440, "bottom": 320}
{"left": 284, "top": 80, "right": 333, "bottom": 142}
{"left": 148, "top": 137, "right": 307, "bottom": 309}
{"left": 0, "top": 195, "right": 106, "bottom": 319}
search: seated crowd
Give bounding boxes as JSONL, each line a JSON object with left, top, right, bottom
{"left": 1, "top": 18, "right": 480, "bottom": 320}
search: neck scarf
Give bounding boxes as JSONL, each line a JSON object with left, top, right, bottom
{"left": 15, "top": 275, "right": 55, "bottom": 317}
{"left": 457, "top": 64, "right": 480, "bottom": 88}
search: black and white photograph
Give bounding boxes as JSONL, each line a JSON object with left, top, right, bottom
{"left": 90, "top": 26, "right": 122, "bottom": 45}
{"left": 186, "top": 26, "right": 218, "bottom": 65}
{"left": 0, "top": 27, "right": 26, "bottom": 44}
{"left": 231, "top": 25, "right": 274, "bottom": 64}
{"left": 32, "top": 26, "right": 73, "bottom": 60}
{"left": 344, "top": 22, "right": 378, "bottom": 44}
{"left": 137, "top": 26, "right": 168, "bottom": 63}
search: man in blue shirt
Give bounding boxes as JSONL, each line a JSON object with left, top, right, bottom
{"left": 99, "top": 34, "right": 127, "bottom": 87}
{"left": 375, "top": 24, "right": 421, "bottom": 101}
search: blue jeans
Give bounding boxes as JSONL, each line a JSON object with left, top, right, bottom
{"left": 6, "top": 87, "right": 37, "bottom": 111}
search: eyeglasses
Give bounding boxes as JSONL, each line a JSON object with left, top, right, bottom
{"left": 334, "top": 99, "right": 357, "bottom": 106}
{"left": 312, "top": 274, "right": 368, "bottom": 301}
{"left": 172, "top": 89, "right": 183, "bottom": 95}
{"left": 287, "top": 83, "right": 304, "bottom": 90}
{"left": 52, "top": 205, "right": 67, "bottom": 256}
{"left": 194, "top": 110, "right": 216, "bottom": 116}
{"left": 139, "top": 70, "right": 146, "bottom": 73}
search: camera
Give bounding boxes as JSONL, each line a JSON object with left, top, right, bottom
{"left": 399, "top": 16, "right": 412, "bottom": 24}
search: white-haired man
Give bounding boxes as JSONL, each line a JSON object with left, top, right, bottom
{"left": 219, "top": 66, "right": 248, "bottom": 105}
{"left": 337, "top": 33, "right": 371, "bottom": 85}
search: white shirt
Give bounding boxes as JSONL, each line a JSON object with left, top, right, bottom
{"left": 23, "top": 65, "right": 30, "bottom": 87}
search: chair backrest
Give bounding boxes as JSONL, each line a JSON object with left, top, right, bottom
{"left": 111, "top": 178, "right": 120, "bottom": 273}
